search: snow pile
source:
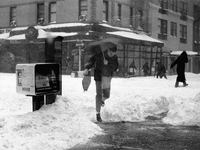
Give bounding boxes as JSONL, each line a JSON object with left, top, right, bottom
{"left": 163, "top": 93, "right": 200, "bottom": 126}
{"left": 0, "top": 96, "right": 102, "bottom": 150}
{"left": 0, "top": 72, "right": 200, "bottom": 149}
{"left": 61, "top": 73, "right": 200, "bottom": 127}
{"left": 0, "top": 73, "right": 32, "bottom": 118}
{"left": 103, "top": 95, "right": 169, "bottom": 122}
{"left": 0, "top": 73, "right": 102, "bottom": 150}
{"left": 98, "top": 75, "right": 200, "bottom": 126}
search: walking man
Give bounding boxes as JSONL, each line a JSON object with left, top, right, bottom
{"left": 84, "top": 45, "right": 118, "bottom": 122}
{"left": 170, "top": 51, "right": 188, "bottom": 87}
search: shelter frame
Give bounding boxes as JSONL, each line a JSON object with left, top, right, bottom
{"left": 111, "top": 37, "right": 163, "bottom": 77}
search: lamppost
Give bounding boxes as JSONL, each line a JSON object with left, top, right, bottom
{"left": 76, "top": 39, "right": 84, "bottom": 71}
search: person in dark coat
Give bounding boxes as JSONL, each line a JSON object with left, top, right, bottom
{"left": 142, "top": 62, "right": 150, "bottom": 76}
{"left": 156, "top": 62, "right": 167, "bottom": 79}
{"left": 129, "top": 60, "right": 137, "bottom": 76}
{"left": 83, "top": 45, "right": 118, "bottom": 122}
{"left": 170, "top": 51, "right": 188, "bottom": 87}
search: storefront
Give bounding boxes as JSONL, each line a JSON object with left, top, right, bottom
{"left": 0, "top": 22, "right": 164, "bottom": 76}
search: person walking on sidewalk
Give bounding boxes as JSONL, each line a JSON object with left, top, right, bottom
{"left": 170, "top": 51, "right": 188, "bottom": 87}
{"left": 83, "top": 45, "right": 118, "bottom": 122}
{"left": 142, "top": 62, "right": 150, "bottom": 76}
{"left": 156, "top": 62, "right": 167, "bottom": 79}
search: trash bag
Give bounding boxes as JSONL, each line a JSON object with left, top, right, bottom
{"left": 82, "top": 71, "right": 91, "bottom": 91}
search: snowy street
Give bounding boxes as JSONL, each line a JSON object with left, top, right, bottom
{"left": 70, "top": 121, "right": 200, "bottom": 150}
{"left": 0, "top": 73, "right": 200, "bottom": 149}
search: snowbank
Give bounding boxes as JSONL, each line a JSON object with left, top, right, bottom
{"left": 0, "top": 73, "right": 103, "bottom": 150}
{"left": 0, "top": 96, "right": 102, "bottom": 150}
{"left": 100, "top": 74, "right": 200, "bottom": 127}
{"left": 0, "top": 72, "right": 200, "bottom": 149}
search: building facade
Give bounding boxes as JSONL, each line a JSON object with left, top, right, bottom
{"left": 0, "top": 0, "right": 199, "bottom": 74}
{"left": 193, "top": 1, "right": 200, "bottom": 73}
{"left": 0, "top": 0, "right": 142, "bottom": 28}
{"left": 146, "top": 0, "right": 199, "bottom": 73}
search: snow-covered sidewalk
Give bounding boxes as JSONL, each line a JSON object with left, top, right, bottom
{"left": 0, "top": 73, "right": 200, "bottom": 150}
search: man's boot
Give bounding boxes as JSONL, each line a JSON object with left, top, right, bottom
{"left": 101, "top": 100, "right": 105, "bottom": 107}
{"left": 96, "top": 113, "right": 102, "bottom": 122}
{"left": 175, "top": 82, "right": 179, "bottom": 88}
{"left": 183, "top": 82, "right": 188, "bottom": 87}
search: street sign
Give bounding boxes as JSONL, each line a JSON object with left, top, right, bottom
{"left": 76, "top": 40, "right": 84, "bottom": 47}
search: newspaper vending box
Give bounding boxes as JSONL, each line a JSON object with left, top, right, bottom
{"left": 16, "top": 63, "right": 61, "bottom": 111}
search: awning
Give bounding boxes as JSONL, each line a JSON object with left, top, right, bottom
{"left": 100, "top": 23, "right": 132, "bottom": 32}
{"left": 7, "top": 29, "right": 77, "bottom": 40}
{"left": 170, "top": 51, "right": 198, "bottom": 55}
{"left": 11, "top": 23, "right": 90, "bottom": 31}
{"left": 0, "top": 33, "right": 10, "bottom": 39}
{"left": 107, "top": 31, "right": 164, "bottom": 45}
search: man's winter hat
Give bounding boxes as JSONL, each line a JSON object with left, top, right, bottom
{"left": 109, "top": 46, "right": 117, "bottom": 52}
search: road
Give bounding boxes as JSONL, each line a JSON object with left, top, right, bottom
{"left": 70, "top": 120, "right": 200, "bottom": 150}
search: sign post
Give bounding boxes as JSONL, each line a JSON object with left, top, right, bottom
{"left": 76, "top": 40, "right": 84, "bottom": 71}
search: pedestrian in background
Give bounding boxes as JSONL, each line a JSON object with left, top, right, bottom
{"left": 142, "top": 62, "right": 150, "bottom": 76}
{"left": 128, "top": 60, "right": 137, "bottom": 76}
{"left": 156, "top": 62, "right": 167, "bottom": 79}
{"left": 170, "top": 51, "right": 188, "bottom": 87}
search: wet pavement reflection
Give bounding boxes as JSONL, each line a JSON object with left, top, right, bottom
{"left": 70, "top": 121, "right": 200, "bottom": 150}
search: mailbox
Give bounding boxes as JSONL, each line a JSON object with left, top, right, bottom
{"left": 16, "top": 63, "right": 60, "bottom": 96}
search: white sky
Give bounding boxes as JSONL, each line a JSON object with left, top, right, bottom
{"left": 0, "top": 72, "right": 200, "bottom": 150}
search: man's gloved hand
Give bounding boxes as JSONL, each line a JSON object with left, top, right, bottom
{"left": 83, "top": 69, "right": 89, "bottom": 76}
{"left": 104, "top": 59, "right": 108, "bottom": 65}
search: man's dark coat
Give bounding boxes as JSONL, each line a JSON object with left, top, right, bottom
{"left": 170, "top": 51, "right": 188, "bottom": 82}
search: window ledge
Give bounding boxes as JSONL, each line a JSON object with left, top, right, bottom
{"left": 158, "top": 33, "right": 167, "bottom": 40}
{"left": 158, "top": 8, "right": 168, "bottom": 14}
{"left": 180, "top": 38, "right": 187, "bottom": 43}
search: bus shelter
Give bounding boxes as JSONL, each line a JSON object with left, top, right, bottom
{"left": 95, "top": 31, "right": 164, "bottom": 77}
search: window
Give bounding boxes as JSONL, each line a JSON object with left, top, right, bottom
{"left": 130, "top": 7, "right": 133, "bottom": 26}
{"left": 118, "top": 3, "right": 121, "bottom": 20}
{"left": 160, "top": 0, "right": 168, "bottom": 9}
{"left": 158, "top": 19, "right": 167, "bottom": 40}
{"left": 180, "top": 24, "right": 187, "bottom": 42}
{"left": 170, "top": 22, "right": 177, "bottom": 36}
{"left": 199, "top": 25, "right": 200, "bottom": 41}
{"left": 159, "top": 19, "right": 167, "bottom": 34}
{"left": 194, "top": 24, "right": 199, "bottom": 43}
{"left": 37, "top": 3, "right": 44, "bottom": 25}
{"left": 171, "top": 0, "right": 178, "bottom": 12}
{"left": 103, "top": 0, "right": 109, "bottom": 21}
{"left": 49, "top": 2, "right": 56, "bottom": 23}
{"left": 79, "top": 0, "right": 88, "bottom": 17}
{"left": 180, "top": 1, "right": 187, "bottom": 15}
{"left": 10, "top": 7, "right": 17, "bottom": 26}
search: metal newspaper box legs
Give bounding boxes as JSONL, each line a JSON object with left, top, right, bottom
{"left": 32, "top": 93, "right": 57, "bottom": 111}
{"left": 32, "top": 95, "right": 44, "bottom": 111}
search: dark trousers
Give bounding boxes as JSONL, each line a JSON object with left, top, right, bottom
{"left": 95, "top": 81, "right": 102, "bottom": 113}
